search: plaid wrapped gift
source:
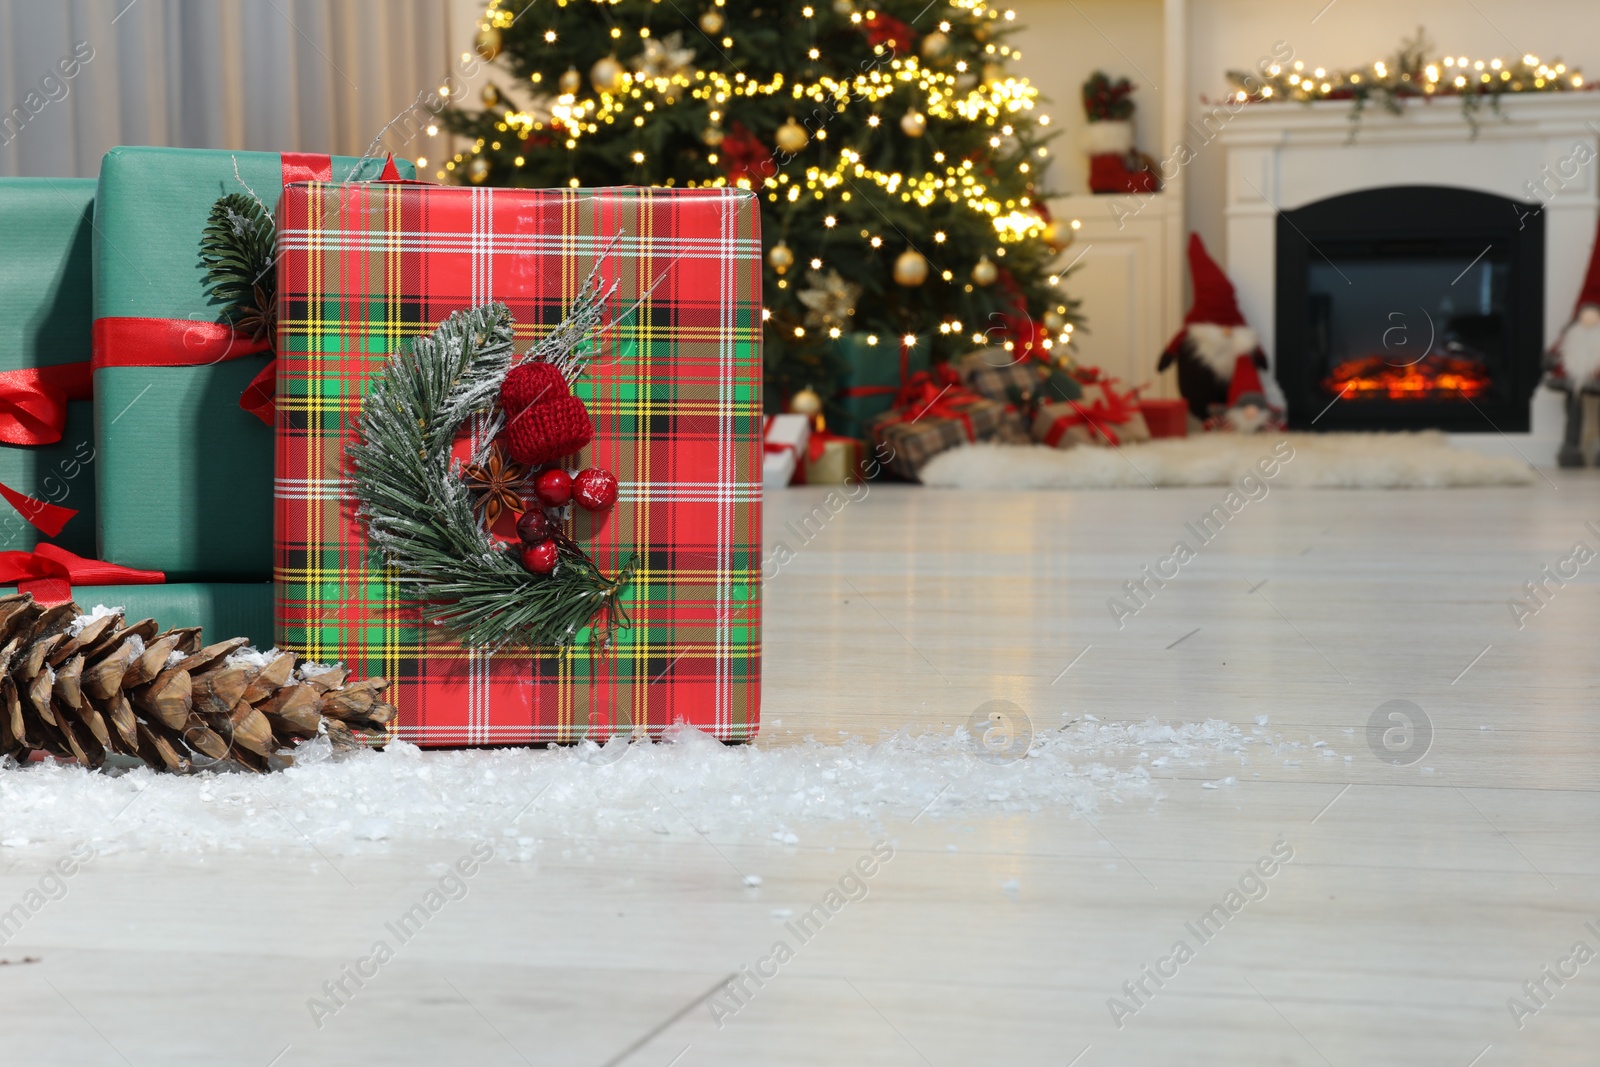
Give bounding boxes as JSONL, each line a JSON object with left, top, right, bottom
{"left": 955, "top": 348, "right": 1045, "bottom": 407}
{"left": 1033, "top": 379, "right": 1152, "bottom": 448}
{"left": 275, "top": 183, "right": 762, "bottom": 746}
{"left": 866, "top": 368, "right": 1011, "bottom": 481}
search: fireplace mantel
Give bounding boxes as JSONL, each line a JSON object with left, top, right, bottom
{"left": 1219, "top": 93, "right": 1600, "bottom": 447}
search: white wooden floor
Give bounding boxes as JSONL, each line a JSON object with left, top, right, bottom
{"left": 5, "top": 474, "right": 1600, "bottom": 1065}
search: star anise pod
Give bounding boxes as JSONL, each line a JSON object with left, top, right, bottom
{"left": 232, "top": 281, "right": 277, "bottom": 345}
{"left": 462, "top": 443, "right": 527, "bottom": 526}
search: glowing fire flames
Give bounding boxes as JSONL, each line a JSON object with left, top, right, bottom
{"left": 1322, "top": 354, "right": 1492, "bottom": 401}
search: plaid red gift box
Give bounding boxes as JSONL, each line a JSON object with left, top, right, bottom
{"left": 274, "top": 183, "right": 762, "bottom": 745}
{"left": 866, "top": 367, "right": 1014, "bottom": 481}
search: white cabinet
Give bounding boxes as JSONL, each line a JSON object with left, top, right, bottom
{"left": 1048, "top": 191, "right": 1184, "bottom": 397}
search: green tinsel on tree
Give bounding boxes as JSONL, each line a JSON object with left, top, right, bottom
{"left": 441, "top": 0, "right": 1083, "bottom": 412}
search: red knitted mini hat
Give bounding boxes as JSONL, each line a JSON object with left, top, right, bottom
{"left": 502, "top": 393, "right": 594, "bottom": 467}
{"left": 501, "top": 360, "right": 568, "bottom": 415}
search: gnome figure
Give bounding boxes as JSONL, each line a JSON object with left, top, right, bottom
{"left": 1544, "top": 224, "right": 1600, "bottom": 467}
{"left": 1159, "top": 234, "right": 1269, "bottom": 423}
{"left": 1206, "top": 354, "right": 1286, "bottom": 434}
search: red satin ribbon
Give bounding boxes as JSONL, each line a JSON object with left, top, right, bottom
{"left": 762, "top": 416, "right": 797, "bottom": 459}
{"left": 0, "top": 363, "right": 92, "bottom": 446}
{"left": 89, "top": 152, "right": 335, "bottom": 426}
{"left": 836, "top": 339, "right": 915, "bottom": 403}
{"left": 0, "top": 363, "right": 94, "bottom": 535}
{"left": 882, "top": 366, "right": 980, "bottom": 441}
{"left": 0, "top": 543, "right": 164, "bottom": 607}
{"left": 279, "top": 152, "right": 334, "bottom": 184}
{"left": 789, "top": 430, "right": 860, "bottom": 486}
{"left": 90, "top": 317, "right": 271, "bottom": 371}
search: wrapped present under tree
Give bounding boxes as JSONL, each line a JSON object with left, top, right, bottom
{"left": 866, "top": 366, "right": 1020, "bottom": 481}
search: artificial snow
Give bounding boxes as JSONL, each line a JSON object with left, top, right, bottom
{"left": 224, "top": 646, "right": 282, "bottom": 670}
{"left": 68, "top": 605, "right": 124, "bottom": 636}
{"left": 0, "top": 718, "right": 1250, "bottom": 855}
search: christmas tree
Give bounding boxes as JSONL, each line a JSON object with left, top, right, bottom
{"left": 443, "top": 0, "right": 1080, "bottom": 411}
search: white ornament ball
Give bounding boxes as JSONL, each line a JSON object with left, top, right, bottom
{"left": 466, "top": 156, "right": 491, "bottom": 185}
{"left": 971, "top": 256, "right": 998, "bottom": 286}
{"left": 921, "top": 31, "right": 950, "bottom": 60}
{"left": 590, "top": 55, "right": 624, "bottom": 94}
{"left": 559, "top": 67, "right": 582, "bottom": 95}
{"left": 900, "top": 109, "right": 927, "bottom": 137}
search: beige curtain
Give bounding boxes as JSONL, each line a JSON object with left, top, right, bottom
{"left": 0, "top": 0, "right": 449, "bottom": 177}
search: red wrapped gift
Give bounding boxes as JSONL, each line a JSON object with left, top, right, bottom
{"left": 1139, "top": 398, "right": 1189, "bottom": 438}
{"left": 275, "top": 183, "right": 762, "bottom": 746}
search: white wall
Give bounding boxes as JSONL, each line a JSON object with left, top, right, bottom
{"left": 1011, "top": 0, "right": 1600, "bottom": 254}
{"left": 1009, "top": 0, "right": 1165, "bottom": 196}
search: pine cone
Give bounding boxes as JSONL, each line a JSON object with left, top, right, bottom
{"left": 0, "top": 593, "right": 396, "bottom": 774}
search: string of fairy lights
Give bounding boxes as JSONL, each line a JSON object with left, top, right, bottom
{"left": 1233, "top": 49, "right": 1585, "bottom": 104}
{"left": 432, "top": 0, "right": 1083, "bottom": 354}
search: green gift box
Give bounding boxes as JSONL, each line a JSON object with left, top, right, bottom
{"left": 64, "top": 583, "right": 274, "bottom": 648}
{"left": 91, "top": 147, "right": 412, "bottom": 580}
{"left": 0, "top": 178, "right": 97, "bottom": 557}
{"left": 828, "top": 332, "right": 929, "bottom": 438}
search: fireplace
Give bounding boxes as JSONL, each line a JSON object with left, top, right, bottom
{"left": 1274, "top": 186, "right": 1544, "bottom": 432}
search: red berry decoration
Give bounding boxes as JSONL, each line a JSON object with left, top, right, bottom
{"left": 534, "top": 467, "right": 572, "bottom": 507}
{"left": 516, "top": 508, "right": 554, "bottom": 544}
{"left": 572, "top": 467, "right": 619, "bottom": 512}
{"left": 520, "top": 539, "right": 559, "bottom": 575}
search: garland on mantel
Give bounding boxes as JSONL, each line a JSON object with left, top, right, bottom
{"left": 1227, "top": 28, "right": 1589, "bottom": 136}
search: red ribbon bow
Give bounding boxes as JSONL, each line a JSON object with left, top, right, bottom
{"left": 0, "top": 543, "right": 164, "bottom": 607}
{"left": 885, "top": 365, "right": 982, "bottom": 441}
{"left": 0, "top": 363, "right": 94, "bottom": 535}
{"left": 1042, "top": 378, "right": 1140, "bottom": 447}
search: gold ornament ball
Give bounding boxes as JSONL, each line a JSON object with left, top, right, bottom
{"left": 971, "top": 255, "right": 998, "bottom": 286}
{"left": 700, "top": 9, "right": 724, "bottom": 34}
{"left": 474, "top": 25, "right": 502, "bottom": 61}
{"left": 982, "top": 63, "right": 1005, "bottom": 87}
{"left": 900, "top": 109, "right": 927, "bottom": 137}
{"left": 921, "top": 31, "right": 950, "bottom": 59}
{"left": 480, "top": 83, "right": 502, "bottom": 108}
{"left": 559, "top": 66, "right": 582, "bottom": 95}
{"left": 893, "top": 249, "right": 930, "bottom": 287}
{"left": 702, "top": 124, "right": 725, "bottom": 147}
{"left": 590, "top": 55, "right": 625, "bottom": 94}
{"left": 1041, "top": 219, "right": 1074, "bottom": 253}
{"left": 832, "top": 0, "right": 854, "bottom": 14}
{"left": 466, "top": 156, "right": 492, "bottom": 185}
{"left": 775, "top": 119, "right": 809, "bottom": 154}
{"left": 1043, "top": 310, "right": 1066, "bottom": 333}
{"left": 789, "top": 387, "right": 824, "bottom": 418}
{"left": 768, "top": 241, "right": 795, "bottom": 275}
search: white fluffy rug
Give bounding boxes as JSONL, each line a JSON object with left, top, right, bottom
{"left": 919, "top": 432, "right": 1537, "bottom": 490}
